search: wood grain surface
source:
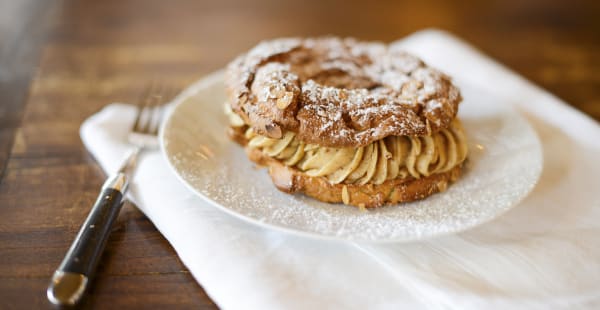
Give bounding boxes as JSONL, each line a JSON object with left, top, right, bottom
{"left": 0, "top": 0, "right": 598, "bottom": 308}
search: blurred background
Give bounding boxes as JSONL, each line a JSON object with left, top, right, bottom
{"left": 1, "top": 0, "right": 598, "bottom": 308}
{"left": 2, "top": 0, "right": 599, "bottom": 111}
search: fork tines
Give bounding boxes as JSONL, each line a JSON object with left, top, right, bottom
{"left": 132, "top": 81, "right": 177, "bottom": 135}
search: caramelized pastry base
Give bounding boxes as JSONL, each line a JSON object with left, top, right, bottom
{"left": 245, "top": 145, "right": 462, "bottom": 209}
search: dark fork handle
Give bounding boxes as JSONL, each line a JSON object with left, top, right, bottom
{"left": 47, "top": 174, "right": 128, "bottom": 306}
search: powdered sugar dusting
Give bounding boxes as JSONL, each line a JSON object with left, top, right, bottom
{"left": 226, "top": 37, "right": 462, "bottom": 147}
{"left": 162, "top": 74, "right": 543, "bottom": 242}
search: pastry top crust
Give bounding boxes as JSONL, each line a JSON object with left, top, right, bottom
{"left": 226, "top": 37, "right": 462, "bottom": 147}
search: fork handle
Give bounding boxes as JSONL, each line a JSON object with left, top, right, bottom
{"left": 47, "top": 173, "right": 128, "bottom": 306}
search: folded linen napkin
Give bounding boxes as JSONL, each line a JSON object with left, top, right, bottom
{"left": 80, "top": 29, "right": 600, "bottom": 309}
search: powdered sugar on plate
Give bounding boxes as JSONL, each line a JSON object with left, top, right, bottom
{"left": 161, "top": 72, "right": 542, "bottom": 242}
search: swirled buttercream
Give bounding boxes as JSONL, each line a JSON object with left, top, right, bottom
{"left": 243, "top": 119, "right": 467, "bottom": 185}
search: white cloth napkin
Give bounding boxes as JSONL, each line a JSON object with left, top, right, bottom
{"left": 80, "top": 29, "right": 600, "bottom": 309}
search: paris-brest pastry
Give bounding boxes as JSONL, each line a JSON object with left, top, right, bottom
{"left": 225, "top": 37, "right": 468, "bottom": 208}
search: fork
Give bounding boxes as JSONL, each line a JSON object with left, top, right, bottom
{"left": 47, "top": 82, "right": 176, "bottom": 306}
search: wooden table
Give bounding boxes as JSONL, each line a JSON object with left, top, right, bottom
{"left": 1, "top": 0, "right": 598, "bottom": 308}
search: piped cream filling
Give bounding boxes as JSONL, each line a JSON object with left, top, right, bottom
{"left": 242, "top": 119, "right": 468, "bottom": 185}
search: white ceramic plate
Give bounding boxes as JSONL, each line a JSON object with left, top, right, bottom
{"left": 160, "top": 71, "right": 543, "bottom": 243}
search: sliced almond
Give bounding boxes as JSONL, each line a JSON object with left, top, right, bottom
{"left": 437, "top": 180, "right": 448, "bottom": 192}
{"left": 264, "top": 123, "right": 283, "bottom": 139}
{"left": 341, "top": 185, "right": 350, "bottom": 205}
{"left": 276, "top": 92, "right": 293, "bottom": 109}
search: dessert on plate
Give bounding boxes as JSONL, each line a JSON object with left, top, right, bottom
{"left": 224, "top": 37, "right": 468, "bottom": 208}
